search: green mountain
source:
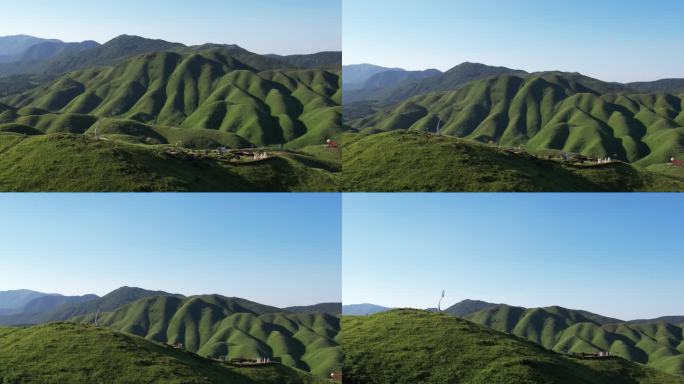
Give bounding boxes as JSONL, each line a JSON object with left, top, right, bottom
{"left": 70, "top": 295, "right": 341, "bottom": 379}
{"left": 343, "top": 309, "right": 683, "bottom": 384}
{"left": 1, "top": 44, "right": 341, "bottom": 149}
{"left": 341, "top": 303, "right": 391, "bottom": 316}
{"left": 343, "top": 68, "right": 442, "bottom": 104}
{"left": 0, "top": 322, "right": 325, "bottom": 384}
{"left": 628, "top": 79, "right": 684, "bottom": 94}
{"left": 348, "top": 73, "right": 684, "bottom": 167}
{"left": 463, "top": 304, "right": 684, "bottom": 377}
{"left": 342, "top": 130, "right": 684, "bottom": 191}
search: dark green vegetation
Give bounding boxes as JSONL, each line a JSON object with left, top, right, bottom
{"left": 284, "top": 303, "right": 341, "bottom": 315}
{"left": 0, "top": 35, "right": 341, "bottom": 191}
{"left": 463, "top": 304, "right": 684, "bottom": 377}
{"left": 343, "top": 309, "right": 684, "bottom": 384}
{"left": 70, "top": 295, "right": 341, "bottom": 379}
{"left": 342, "top": 131, "right": 684, "bottom": 191}
{"left": 0, "top": 323, "right": 325, "bottom": 384}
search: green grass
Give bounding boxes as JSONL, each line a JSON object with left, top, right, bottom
{"left": 70, "top": 295, "right": 341, "bottom": 379}
{"left": 342, "top": 131, "right": 684, "bottom": 191}
{"left": 342, "top": 309, "right": 684, "bottom": 384}
{"left": 464, "top": 305, "right": 684, "bottom": 377}
{"left": 349, "top": 73, "right": 684, "bottom": 167}
{"left": 0, "top": 322, "right": 326, "bottom": 384}
{"left": 0, "top": 133, "right": 338, "bottom": 191}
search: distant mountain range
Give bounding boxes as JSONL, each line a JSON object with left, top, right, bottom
{"left": 346, "top": 299, "right": 684, "bottom": 377}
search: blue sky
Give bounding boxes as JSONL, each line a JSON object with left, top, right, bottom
{"left": 0, "top": 194, "right": 341, "bottom": 307}
{"left": 0, "top": 0, "right": 341, "bottom": 55}
{"left": 343, "top": 193, "right": 683, "bottom": 320}
{"left": 343, "top": 0, "right": 684, "bottom": 82}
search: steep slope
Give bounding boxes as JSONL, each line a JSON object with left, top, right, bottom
{"left": 349, "top": 73, "right": 684, "bottom": 166}
{"left": 2, "top": 46, "right": 342, "bottom": 149}
{"left": 0, "top": 322, "right": 324, "bottom": 384}
{"left": 464, "top": 305, "right": 684, "bottom": 376}
{"left": 343, "top": 309, "right": 682, "bottom": 384}
{"left": 71, "top": 295, "right": 341, "bottom": 379}
{"left": 342, "top": 131, "right": 684, "bottom": 192}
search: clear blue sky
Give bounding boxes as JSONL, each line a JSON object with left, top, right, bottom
{"left": 0, "top": 0, "right": 341, "bottom": 55}
{"left": 343, "top": 193, "right": 683, "bottom": 320}
{"left": 343, "top": 0, "right": 684, "bottom": 82}
{"left": 0, "top": 193, "right": 341, "bottom": 307}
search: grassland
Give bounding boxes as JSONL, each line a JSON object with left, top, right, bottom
{"left": 342, "top": 131, "right": 684, "bottom": 191}
{"left": 342, "top": 309, "right": 684, "bottom": 384}
{"left": 0, "top": 322, "right": 325, "bottom": 384}
{"left": 71, "top": 295, "right": 341, "bottom": 379}
{"left": 0, "top": 133, "right": 338, "bottom": 191}
{"left": 464, "top": 305, "right": 684, "bottom": 377}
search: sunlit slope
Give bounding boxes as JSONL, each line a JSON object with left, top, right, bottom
{"left": 72, "top": 295, "right": 341, "bottom": 379}
{"left": 0, "top": 133, "right": 338, "bottom": 192}
{"left": 2, "top": 47, "right": 341, "bottom": 148}
{"left": 465, "top": 305, "right": 684, "bottom": 376}
{"left": 342, "top": 309, "right": 683, "bottom": 384}
{"left": 341, "top": 131, "right": 684, "bottom": 191}
{"left": 349, "top": 74, "right": 684, "bottom": 166}
{"left": 0, "top": 323, "right": 325, "bottom": 384}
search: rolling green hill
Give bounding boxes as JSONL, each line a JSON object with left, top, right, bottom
{"left": 341, "top": 131, "right": 684, "bottom": 191}
{"left": 0, "top": 322, "right": 325, "bottom": 384}
{"left": 71, "top": 295, "right": 341, "bottom": 379}
{"left": 0, "top": 133, "right": 338, "bottom": 191}
{"left": 348, "top": 73, "right": 684, "bottom": 167}
{"left": 463, "top": 305, "right": 684, "bottom": 377}
{"left": 1, "top": 45, "right": 341, "bottom": 149}
{"left": 343, "top": 309, "right": 683, "bottom": 384}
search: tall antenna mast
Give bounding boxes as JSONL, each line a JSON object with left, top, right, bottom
{"left": 436, "top": 119, "right": 442, "bottom": 135}
{"left": 438, "top": 290, "right": 445, "bottom": 312}
{"left": 94, "top": 121, "right": 101, "bottom": 141}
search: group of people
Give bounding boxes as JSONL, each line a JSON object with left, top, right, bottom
{"left": 597, "top": 156, "right": 612, "bottom": 164}
{"left": 255, "top": 357, "right": 272, "bottom": 364}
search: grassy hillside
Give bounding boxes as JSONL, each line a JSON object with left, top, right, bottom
{"left": 71, "top": 295, "right": 341, "bottom": 379}
{"left": 1, "top": 46, "right": 341, "bottom": 149}
{"left": 0, "top": 133, "right": 338, "bottom": 191}
{"left": 0, "top": 322, "right": 325, "bottom": 384}
{"left": 464, "top": 305, "right": 684, "bottom": 376}
{"left": 342, "top": 131, "right": 684, "bottom": 191}
{"left": 343, "top": 309, "right": 684, "bottom": 384}
{"left": 349, "top": 74, "right": 684, "bottom": 167}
